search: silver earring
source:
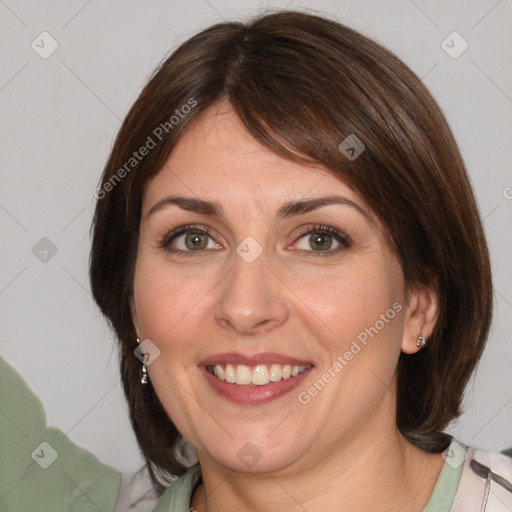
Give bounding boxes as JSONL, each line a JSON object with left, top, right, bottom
{"left": 416, "top": 335, "right": 427, "bottom": 348}
{"left": 136, "top": 337, "right": 148, "bottom": 385}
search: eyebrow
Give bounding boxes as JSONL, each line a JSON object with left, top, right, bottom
{"left": 146, "top": 194, "right": 374, "bottom": 225}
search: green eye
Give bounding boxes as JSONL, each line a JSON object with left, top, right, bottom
{"left": 294, "top": 225, "right": 351, "bottom": 254}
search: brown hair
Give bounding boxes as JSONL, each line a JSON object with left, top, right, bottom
{"left": 89, "top": 10, "right": 492, "bottom": 494}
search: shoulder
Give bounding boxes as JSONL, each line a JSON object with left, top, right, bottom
{"left": 450, "top": 441, "right": 512, "bottom": 511}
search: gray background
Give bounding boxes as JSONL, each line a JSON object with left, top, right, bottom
{"left": 1, "top": 0, "right": 511, "bottom": 473}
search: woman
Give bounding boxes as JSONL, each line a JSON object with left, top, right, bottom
{"left": 2, "top": 9, "right": 510, "bottom": 512}
{"left": 88, "top": 9, "right": 512, "bottom": 510}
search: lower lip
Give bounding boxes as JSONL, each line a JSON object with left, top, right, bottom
{"left": 200, "top": 366, "right": 314, "bottom": 405}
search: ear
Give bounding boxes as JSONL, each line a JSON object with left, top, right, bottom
{"left": 401, "top": 284, "right": 439, "bottom": 354}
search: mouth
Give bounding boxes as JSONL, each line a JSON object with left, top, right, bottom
{"left": 199, "top": 353, "right": 314, "bottom": 405}
{"left": 206, "top": 363, "right": 312, "bottom": 386}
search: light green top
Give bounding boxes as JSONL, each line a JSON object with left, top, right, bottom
{"left": 423, "top": 439, "right": 466, "bottom": 511}
{"left": 0, "top": 357, "right": 464, "bottom": 511}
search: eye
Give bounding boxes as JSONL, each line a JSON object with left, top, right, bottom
{"left": 293, "top": 224, "right": 350, "bottom": 255}
{"left": 158, "top": 224, "right": 221, "bottom": 256}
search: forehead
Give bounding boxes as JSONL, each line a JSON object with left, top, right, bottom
{"left": 142, "top": 102, "right": 364, "bottom": 215}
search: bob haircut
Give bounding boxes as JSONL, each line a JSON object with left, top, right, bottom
{"left": 89, "top": 10, "right": 492, "bottom": 493}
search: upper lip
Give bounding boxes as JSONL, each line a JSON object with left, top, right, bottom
{"left": 199, "top": 352, "right": 313, "bottom": 367}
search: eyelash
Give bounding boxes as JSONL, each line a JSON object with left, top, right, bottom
{"left": 157, "top": 223, "right": 351, "bottom": 258}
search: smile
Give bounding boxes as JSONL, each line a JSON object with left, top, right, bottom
{"left": 206, "top": 363, "right": 312, "bottom": 386}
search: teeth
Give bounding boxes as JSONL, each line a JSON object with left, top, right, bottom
{"left": 225, "top": 364, "right": 236, "bottom": 383}
{"left": 210, "top": 363, "right": 309, "bottom": 386}
{"left": 269, "top": 364, "right": 282, "bottom": 382}
{"left": 235, "top": 364, "right": 252, "bottom": 385}
{"left": 252, "top": 365, "right": 269, "bottom": 385}
{"left": 216, "top": 365, "right": 225, "bottom": 380}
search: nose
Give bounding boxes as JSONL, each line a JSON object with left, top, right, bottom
{"left": 213, "top": 248, "right": 290, "bottom": 336}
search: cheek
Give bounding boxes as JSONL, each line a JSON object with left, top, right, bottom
{"left": 294, "top": 255, "right": 404, "bottom": 355}
{"left": 292, "top": 261, "right": 405, "bottom": 419}
{"left": 132, "top": 258, "right": 210, "bottom": 426}
{"left": 133, "top": 257, "right": 209, "bottom": 341}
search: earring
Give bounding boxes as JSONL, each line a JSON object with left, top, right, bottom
{"left": 416, "top": 335, "right": 427, "bottom": 348}
{"left": 136, "top": 337, "right": 148, "bottom": 385}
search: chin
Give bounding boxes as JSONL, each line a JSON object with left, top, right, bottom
{"left": 200, "top": 438, "right": 304, "bottom": 474}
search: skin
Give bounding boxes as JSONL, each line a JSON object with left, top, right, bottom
{"left": 131, "top": 100, "right": 442, "bottom": 511}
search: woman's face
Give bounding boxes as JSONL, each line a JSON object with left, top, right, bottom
{"left": 131, "top": 101, "right": 415, "bottom": 473}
